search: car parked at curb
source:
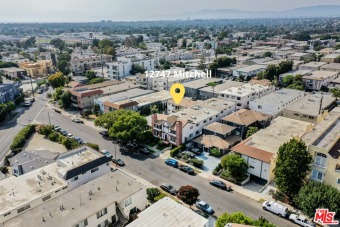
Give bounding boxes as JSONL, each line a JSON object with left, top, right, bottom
{"left": 139, "top": 148, "right": 151, "bottom": 155}
{"left": 262, "top": 201, "right": 288, "bottom": 218}
{"left": 53, "top": 125, "right": 61, "bottom": 132}
{"left": 72, "top": 118, "right": 84, "bottom": 124}
{"left": 164, "top": 158, "right": 178, "bottom": 167}
{"left": 101, "top": 150, "right": 112, "bottom": 158}
{"left": 160, "top": 183, "right": 177, "bottom": 195}
{"left": 196, "top": 200, "right": 214, "bottom": 214}
{"left": 99, "top": 130, "right": 109, "bottom": 137}
{"left": 112, "top": 158, "right": 125, "bottom": 166}
{"left": 209, "top": 180, "right": 231, "bottom": 191}
{"left": 60, "top": 130, "right": 68, "bottom": 136}
{"left": 179, "top": 165, "right": 194, "bottom": 175}
{"left": 289, "top": 214, "right": 315, "bottom": 227}
{"left": 67, "top": 133, "right": 74, "bottom": 139}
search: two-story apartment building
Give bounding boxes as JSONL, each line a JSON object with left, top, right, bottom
{"left": 249, "top": 88, "right": 305, "bottom": 117}
{"left": 232, "top": 65, "right": 267, "bottom": 79}
{"left": 220, "top": 109, "right": 272, "bottom": 139}
{"left": 151, "top": 98, "right": 236, "bottom": 146}
{"left": 0, "top": 67, "right": 27, "bottom": 79}
{"left": 70, "top": 54, "right": 112, "bottom": 76}
{"left": 19, "top": 60, "right": 53, "bottom": 77}
{"left": 183, "top": 78, "right": 223, "bottom": 99}
{"left": 2, "top": 146, "right": 147, "bottom": 227}
{"left": 299, "top": 61, "right": 328, "bottom": 71}
{"left": 231, "top": 117, "right": 314, "bottom": 182}
{"left": 302, "top": 107, "right": 340, "bottom": 190}
{"left": 282, "top": 93, "right": 336, "bottom": 124}
{"left": 302, "top": 70, "right": 339, "bottom": 91}
{"left": 219, "top": 83, "right": 275, "bottom": 110}
{"left": 107, "top": 55, "right": 155, "bottom": 80}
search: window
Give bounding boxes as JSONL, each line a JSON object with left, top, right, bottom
{"left": 98, "top": 220, "right": 109, "bottom": 227}
{"left": 42, "top": 195, "right": 51, "bottom": 201}
{"left": 203, "top": 120, "right": 207, "bottom": 123}
{"left": 196, "top": 131, "right": 199, "bottom": 135}
{"left": 311, "top": 169, "right": 323, "bottom": 181}
{"left": 190, "top": 126, "right": 193, "bottom": 129}
{"left": 17, "top": 204, "right": 31, "bottom": 213}
{"left": 4, "top": 212, "right": 11, "bottom": 217}
{"left": 338, "top": 179, "right": 340, "bottom": 184}
{"left": 71, "top": 176, "right": 79, "bottom": 182}
{"left": 189, "top": 133, "right": 193, "bottom": 138}
{"left": 249, "top": 166, "right": 255, "bottom": 169}
{"left": 314, "top": 153, "right": 327, "bottom": 168}
{"left": 237, "top": 97, "right": 241, "bottom": 100}
{"left": 125, "top": 197, "right": 132, "bottom": 207}
{"left": 97, "top": 208, "right": 107, "bottom": 219}
{"left": 258, "top": 105, "right": 262, "bottom": 109}
{"left": 74, "top": 219, "right": 88, "bottom": 227}
{"left": 209, "top": 118, "right": 212, "bottom": 121}
{"left": 91, "top": 167, "right": 99, "bottom": 173}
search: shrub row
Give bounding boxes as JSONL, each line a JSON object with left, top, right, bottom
{"left": 170, "top": 144, "right": 186, "bottom": 157}
{"left": 188, "top": 158, "right": 204, "bottom": 169}
{"left": 10, "top": 124, "right": 36, "bottom": 151}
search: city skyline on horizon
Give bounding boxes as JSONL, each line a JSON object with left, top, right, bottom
{"left": 0, "top": 0, "right": 339, "bottom": 23}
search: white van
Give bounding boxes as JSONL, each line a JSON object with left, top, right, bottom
{"left": 262, "top": 201, "right": 288, "bottom": 217}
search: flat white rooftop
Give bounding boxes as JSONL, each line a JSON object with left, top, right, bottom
{"left": 127, "top": 197, "right": 208, "bottom": 227}
{"left": 220, "top": 83, "right": 272, "bottom": 97}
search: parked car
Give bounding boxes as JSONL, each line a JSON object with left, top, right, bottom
{"left": 160, "top": 183, "right": 177, "bottom": 195}
{"left": 262, "top": 201, "right": 288, "bottom": 218}
{"left": 53, "top": 125, "right": 61, "bottom": 132}
{"left": 24, "top": 101, "right": 31, "bottom": 107}
{"left": 196, "top": 200, "right": 214, "bottom": 214}
{"left": 72, "top": 118, "right": 84, "bottom": 124}
{"left": 190, "top": 148, "right": 202, "bottom": 155}
{"left": 99, "top": 130, "right": 109, "bottom": 137}
{"left": 179, "top": 165, "right": 194, "bottom": 175}
{"left": 37, "top": 89, "right": 43, "bottom": 94}
{"left": 182, "top": 151, "right": 196, "bottom": 158}
{"left": 60, "top": 130, "right": 67, "bottom": 136}
{"left": 54, "top": 109, "right": 61, "bottom": 114}
{"left": 164, "top": 158, "right": 178, "bottom": 167}
{"left": 289, "top": 214, "right": 315, "bottom": 227}
{"left": 139, "top": 148, "right": 151, "bottom": 155}
{"left": 67, "top": 133, "right": 74, "bottom": 139}
{"left": 112, "top": 158, "right": 125, "bottom": 166}
{"left": 209, "top": 180, "right": 231, "bottom": 191}
{"left": 74, "top": 137, "right": 84, "bottom": 144}
{"left": 101, "top": 150, "right": 112, "bottom": 158}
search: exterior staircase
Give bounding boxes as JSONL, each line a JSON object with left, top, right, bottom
{"left": 113, "top": 205, "right": 128, "bottom": 227}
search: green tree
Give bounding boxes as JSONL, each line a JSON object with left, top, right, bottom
{"left": 216, "top": 212, "right": 275, "bottom": 227}
{"left": 53, "top": 87, "right": 63, "bottom": 100}
{"left": 98, "top": 39, "right": 114, "bottom": 49}
{"left": 210, "top": 147, "right": 221, "bottom": 157}
{"left": 221, "top": 154, "right": 248, "bottom": 182}
{"left": 94, "top": 109, "right": 148, "bottom": 143}
{"left": 91, "top": 39, "right": 100, "bottom": 48}
{"left": 246, "top": 126, "right": 259, "bottom": 138}
{"left": 146, "top": 188, "right": 160, "bottom": 202}
{"left": 294, "top": 181, "right": 340, "bottom": 219}
{"left": 85, "top": 70, "right": 97, "bottom": 80}
{"left": 181, "top": 39, "right": 187, "bottom": 48}
{"left": 48, "top": 72, "right": 65, "bottom": 89}
{"left": 263, "top": 51, "right": 273, "bottom": 58}
{"left": 57, "top": 60, "right": 70, "bottom": 75}
{"left": 274, "top": 138, "right": 312, "bottom": 199}
{"left": 50, "top": 38, "right": 65, "bottom": 52}
{"left": 130, "top": 64, "right": 146, "bottom": 75}
{"left": 330, "top": 87, "right": 340, "bottom": 99}
{"left": 88, "top": 77, "right": 105, "bottom": 85}
{"left": 177, "top": 185, "right": 199, "bottom": 206}
{"left": 150, "top": 105, "right": 159, "bottom": 114}
{"left": 59, "top": 91, "right": 72, "bottom": 109}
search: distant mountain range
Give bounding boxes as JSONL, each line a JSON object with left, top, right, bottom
{"left": 168, "top": 5, "right": 340, "bottom": 20}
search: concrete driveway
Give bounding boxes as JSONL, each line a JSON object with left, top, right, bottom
{"left": 196, "top": 152, "right": 221, "bottom": 173}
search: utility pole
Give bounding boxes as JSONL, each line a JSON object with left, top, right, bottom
{"left": 29, "top": 72, "right": 34, "bottom": 97}
{"left": 48, "top": 112, "right": 51, "bottom": 125}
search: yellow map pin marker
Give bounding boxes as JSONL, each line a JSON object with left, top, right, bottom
{"left": 170, "top": 83, "right": 185, "bottom": 104}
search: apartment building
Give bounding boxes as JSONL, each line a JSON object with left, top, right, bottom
{"left": 299, "top": 61, "right": 328, "bottom": 71}
{"left": 70, "top": 80, "right": 123, "bottom": 109}
{"left": 127, "top": 197, "right": 210, "bottom": 227}
{"left": 287, "top": 52, "right": 312, "bottom": 61}
{"left": 302, "top": 70, "right": 338, "bottom": 91}
{"left": 3, "top": 165, "right": 146, "bottom": 227}
{"left": 232, "top": 65, "right": 267, "bottom": 79}
{"left": 221, "top": 109, "right": 272, "bottom": 139}
{"left": 282, "top": 93, "right": 336, "bottom": 123}
{"left": 70, "top": 54, "right": 112, "bottom": 76}
{"left": 145, "top": 42, "right": 165, "bottom": 51}
{"left": 320, "top": 54, "right": 340, "bottom": 63}
{"left": 19, "top": 60, "right": 53, "bottom": 77}
{"left": 302, "top": 107, "right": 340, "bottom": 189}
{"left": 151, "top": 98, "right": 236, "bottom": 146}
{"left": 182, "top": 78, "right": 223, "bottom": 99}
{"left": 107, "top": 55, "right": 155, "bottom": 80}
{"left": 278, "top": 69, "right": 312, "bottom": 85}
{"left": 320, "top": 63, "right": 340, "bottom": 73}
{"left": 219, "top": 83, "right": 275, "bottom": 110}
{"left": 249, "top": 89, "right": 304, "bottom": 117}
{"left": 0, "top": 67, "right": 27, "bottom": 79}
{"left": 231, "top": 117, "right": 313, "bottom": 182}
{"left": 0, "top": 81, "right": 21, "bottom": 104}
{"left": 199, "top": 81, "right": 244, "bottom": 99}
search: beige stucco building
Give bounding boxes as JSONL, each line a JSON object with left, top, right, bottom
{"left": 19, "top": 60, "right": 53, "bottom": 77}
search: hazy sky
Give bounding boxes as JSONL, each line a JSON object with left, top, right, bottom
{"left": 0, "top": 0, "right": 339, "bottom": 22}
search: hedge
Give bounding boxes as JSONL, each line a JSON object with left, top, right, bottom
{"left": 86, "top": 142, "right": 100, "bottom": 151}
{"left": 10, "top": 124, "right": 36, "bottom": 150}
{"left": 170, "top": 144, "right": 186, "bottom": 157}
{"left": 188, "top": 158, "right": 204, "bottom": 169}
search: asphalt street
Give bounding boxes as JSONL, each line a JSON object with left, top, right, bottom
{"left": 0, "top": 91, "right": 49, "bottom": 163}
{"left": 35, "top": 106, "right": 296, "bottom": 227}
